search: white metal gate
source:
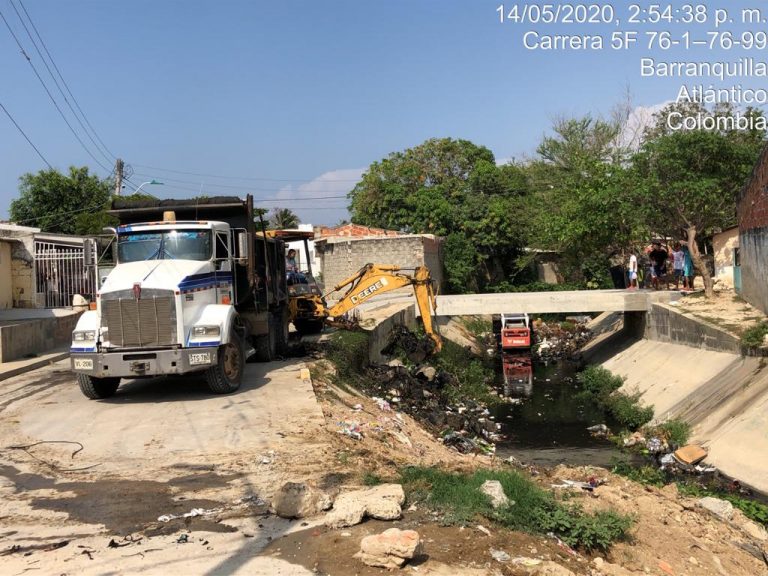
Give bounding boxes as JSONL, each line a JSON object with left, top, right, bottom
{"left": 35, "top": 240, "right": 96, "bottom": 308}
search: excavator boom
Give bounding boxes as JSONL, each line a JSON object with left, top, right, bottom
{"left": 324, "top": 264, "right": 442, "bottom": 354}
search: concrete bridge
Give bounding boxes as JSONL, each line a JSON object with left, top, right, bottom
{"left": 434, "top": 289, "right": 678, "bottom": 316}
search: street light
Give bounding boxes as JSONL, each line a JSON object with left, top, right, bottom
{"left": 133, "top": 179, "right": 164, "bottom": 195}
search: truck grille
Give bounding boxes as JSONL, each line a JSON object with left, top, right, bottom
{"left": 101, "top": 289, "right": 177, "bottom": 348}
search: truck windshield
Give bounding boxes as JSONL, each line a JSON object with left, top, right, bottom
{"left": 117, "top": 230, "right": 212, "bottom": 262}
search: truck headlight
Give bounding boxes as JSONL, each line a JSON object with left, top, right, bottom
{"left": 73, "top": 330, "right": 97, "bottom": 342}
{"left": 192, "top": 325, "right": 220, "bottom": 337}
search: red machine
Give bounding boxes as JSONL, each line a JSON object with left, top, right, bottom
{"left": 500, "top": 312, "right": 531, "bottom": 350}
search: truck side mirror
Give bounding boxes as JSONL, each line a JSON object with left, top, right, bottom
{"left": 237, "top": 231, "right": 250, "bottom": 264}
{"left": 83, "top": 239, "right": 96, "bottom": 267}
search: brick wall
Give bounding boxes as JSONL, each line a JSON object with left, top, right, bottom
{"left": 318, "top": 235, "right": 444, "bottom": 301}
{"left": 738, "top": 145, "right": 768, "bottom": 313}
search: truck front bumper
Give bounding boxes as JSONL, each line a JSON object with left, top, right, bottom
{"left": 70, "top": 347, "right": 219, "bottom": 379}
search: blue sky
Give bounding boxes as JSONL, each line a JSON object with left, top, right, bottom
{"left": 1, "top": 0, "right": 764, "bottom": 225}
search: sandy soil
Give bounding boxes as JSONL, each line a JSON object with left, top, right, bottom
{"left": 1, "top": 356, "right": 767, "bottom": 575}
{"left": 674, "top": 288, "right": 768, "bottom": 338}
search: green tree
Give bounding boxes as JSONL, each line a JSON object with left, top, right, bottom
{"left": 525, "top": 116, "right": 643, "bottom": 286}
{"left": 631, "top": 103, "right": 765, "bottom": 297}
{"left": 10, "top": 166, "right": 115, "bottom": 235}
{"left": 269, "top": 207, "right": 300, "bottom": 229}
{"left": 348, "top": 138, "right": 530, "bottom": 292}
{"left": 633, "top": 105, "right": 765, "bottom": 297}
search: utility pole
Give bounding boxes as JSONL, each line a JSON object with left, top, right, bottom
{"left": 114, "top": 158, "right": 124, "bottom": 196}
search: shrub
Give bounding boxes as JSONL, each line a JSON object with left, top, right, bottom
{"left": 576, "top": 366, "right": 624, "bottom": 401}
{"left": 741, "top": 321, "right": 768, "bottom": 349}
{"left": 654, "top": 419, "right": 692, "bottom": 447}
{"left": 605, "top": 393, "right": 654, "bottom": 430}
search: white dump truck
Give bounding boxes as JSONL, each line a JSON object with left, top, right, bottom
{"left": 70, "top": 195, "right": 289, "bottom": 399}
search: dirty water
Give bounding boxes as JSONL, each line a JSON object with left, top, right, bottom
{"left": 0, "top": 465, "right": 246, "bottom": 535}
{"left": 492, "top": 356, "right": 627, "bottom": 468}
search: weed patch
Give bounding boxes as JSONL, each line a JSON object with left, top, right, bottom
{"left": 433, "top": 340, "right": 498, "bottom": 406}
{"left": 576, "top": 366, "right": 653, "bottom": 430}
{"left": 677, "top": 482, "right": 768, "bottom": 527}
{"left": 741, "top": 321, "right": 768, "bottom": 350}
{"left": 400, "top": 466, "right": 633, "bottom": 551}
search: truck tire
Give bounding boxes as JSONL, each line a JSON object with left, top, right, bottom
{"left": 77, "top": 374, "right": 120, "bottom": 399}
{"left": 275, "top": 307, "right": 290, "bottom": 355}
{"left": 253, "top": 326, "right": 277, "bottom": 362}
{"left": 295, "top": 319, "right": 324, "bottom": 335}
{"left": 206, "top": 330, "right": 244, "bottom": 394}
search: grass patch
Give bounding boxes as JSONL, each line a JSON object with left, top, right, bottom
{"left": 400, "top": 466, "right": 633, "bottom": 551}
{"left": 741, "top": 321, "right": 768, "bottom": 350}
{"left": 677, "top": 482, "right": 768, "bottom": 527}
{"left": 362, "top": 472, "right": 384, "bottom": 486}
{"left": 326, "top": 331, "right": 370, "bottom": 379}
{"left": 611, "top": 460, "right": 666, "bottom": 487}
{"left": 434, "top": 339, "right": 498, "bottom": 406}
{"left": 576, "top": 366, "right": 653, "bottom": 431}
{"left": 653, "top": 419, "right": 692, "bottom": 447}
{"left": 460, "top": 316, "right": 493, "bottom": 339}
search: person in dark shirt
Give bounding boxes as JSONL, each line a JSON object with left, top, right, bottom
{"left": 648, "top": 241, "right": 669, "bottom": 290}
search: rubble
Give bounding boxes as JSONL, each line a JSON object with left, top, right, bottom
{"left": 325, "top": 484, "right": 405, "bottom": 528}
{"left": 354, "top": 528, "right": 422, "bottom": 569}
{"left": 697, "top": 497, "right": 735, "bottom": 521}
{"left": 480, "top": 480, "right": 510, "bottom": 509}
{"left": 271, "top": 482, "right": 332, "bottom": 519}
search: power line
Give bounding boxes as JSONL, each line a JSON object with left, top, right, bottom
{"left": 132, "top": 163, "right": 363, "bottom": 183}
{"left": 17, "top": 0, "right": 116, "bottom": 161}
{"left": 0, "top": 6, "right": 112, "bottom": 174}
{"left": 0, "top": 98, "right": 52, "bottom": 168}
{"left": 131, "top": 172, "right": 355, "bottom": 195}
{"left": 10, "top": 0, "right": 113, "bottom": 164}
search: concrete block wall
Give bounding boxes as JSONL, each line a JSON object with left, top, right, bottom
{"left": 11, "top": 257, "right": 36, "bottom": 308}
{"left": 319, "top": 235, "right": 444, "bottom": 300}
{"left": 737, "top": 144, "right": 768, "bottom": 313}
{"left": 0, "top": 312, "right": 81, "bottom": 362}
{"left": 631, "top": 303, "right": 742, "bottom": 355}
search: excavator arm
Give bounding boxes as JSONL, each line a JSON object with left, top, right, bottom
{"left": 324, "top": 264, "right": 442, "bottom": 353}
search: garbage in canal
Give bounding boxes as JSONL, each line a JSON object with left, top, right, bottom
{"left": 337, "top": 421, "right": 364, "bottom": 440}
{"left": 587, "top": 424, "right": 609, "bottom": 438}
{"left": 551, "top": 478, "right": 606, "bottom": 492}
{"left": 490, "top": 548, "right": 511, "bottom": 563}
{"left": 674, "top": 444, "right": 708, "bottom": 465}
{"left": 442, "top": 431, "right": 495, "bottom": 455}
{"left": 176, "top": 534, "right": 189, "bottom": 544}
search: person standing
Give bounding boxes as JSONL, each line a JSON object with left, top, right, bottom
{"left": 681, "top": 243, "right": 695, "bottom": 290}
{"left": 628, "top": 252, "right": 638, "bottom": 290}
{"left": 649, "top": 241, "right": 669, "bottom": 290}
{"left": 671, "top": 243, "right": 685, "bottom": 290}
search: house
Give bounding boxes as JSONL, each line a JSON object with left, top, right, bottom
{"left": 712, "top": 226, "right": 740, "bottom": 289}
{"left": 737, "top": 145, "right": 768, "bottom": 313}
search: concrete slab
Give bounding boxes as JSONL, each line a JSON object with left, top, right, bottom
{"left": 435, "top": 289, "right": 680, "bottom": 316}
{"left": 0, "top": 347, "right": 70, "bottom": 382}
{"left": 602, "top": 339, "right": 739, "bottom": 420}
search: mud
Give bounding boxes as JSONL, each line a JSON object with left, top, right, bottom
{"left": 0, "top": 464, "right": 246, "bottom": 535}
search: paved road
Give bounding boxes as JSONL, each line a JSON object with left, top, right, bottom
{"left": 0, "top": 359, "right": 332, "bottom": 575}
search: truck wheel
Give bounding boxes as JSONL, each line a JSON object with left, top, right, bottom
{"left": 253, "top": 326, "right": 277, "bottom": 362}
{"left": 275, "top": 307, "right": 290, "bottom": 355}
{"left": 206, "top": 331, "right": 244, "bottom": 393}
{"left": 77, "top": 374, "right": 120, "bottom": 399}
{"left": 295, "top": 319, "right": 324, "bottom": 335}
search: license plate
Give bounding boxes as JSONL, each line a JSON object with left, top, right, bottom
{"left": 189, "top": 352, "right": 211, "bottom": 366}
{"left": 74, "top": 358, "right": 93, "bottom": 370}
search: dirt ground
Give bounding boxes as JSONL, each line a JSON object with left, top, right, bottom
{"left": 673, "top": 287, "right": 768, "bottom": 338}
{"left": 1, "top": 356, "right": 767, "bottom": 575}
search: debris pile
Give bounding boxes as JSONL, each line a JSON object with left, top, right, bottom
{"left": 532, "top": 319, "right": 592, "bottom": 362}
{"left": 360, "top": 359, "right": 502, "bottom": 454}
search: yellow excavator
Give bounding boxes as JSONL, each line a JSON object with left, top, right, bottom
{"left": 322, "top": 263, "right": 442, "bottom": 354}
{"left": 264, "top": 230, "right": 441, "bottom": 354}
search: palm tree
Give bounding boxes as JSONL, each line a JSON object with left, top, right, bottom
{"left": 269, "top": 207, "right": 300, "bottom": 229}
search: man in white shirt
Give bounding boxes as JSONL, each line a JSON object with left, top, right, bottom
{"left": 628, "top": 253, "right": 638, "bottom": 290}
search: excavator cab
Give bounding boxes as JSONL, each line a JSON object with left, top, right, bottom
{"left": 266, "top": 229, "right": 327, "bottom": 334}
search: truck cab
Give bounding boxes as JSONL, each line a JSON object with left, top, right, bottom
{"left": 71, "top": 195, "right": 289, "bottom": 399}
